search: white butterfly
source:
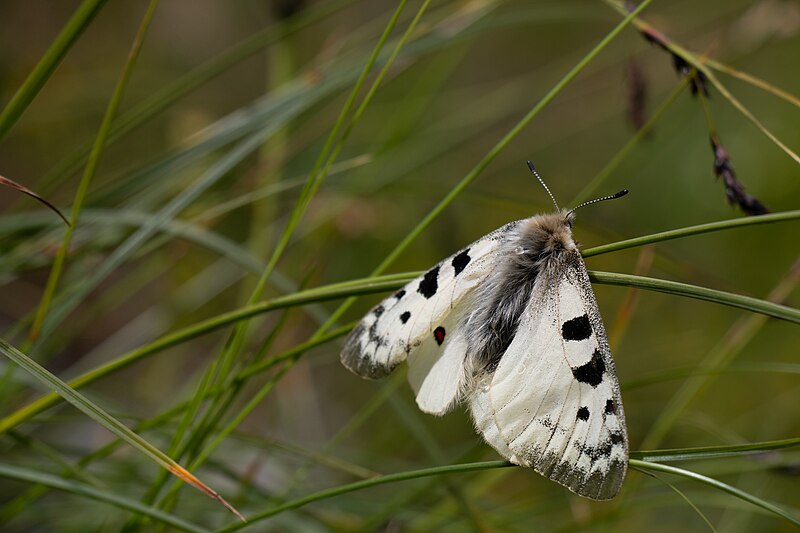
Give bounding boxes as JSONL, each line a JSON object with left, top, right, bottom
{"left": 341, "top": 163, "right": 629, "bottom": 500}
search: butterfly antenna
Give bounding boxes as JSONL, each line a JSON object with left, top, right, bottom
{"left": 568, "top": 189, "right": 629, "bottom": 215}
{"left": 527, "top": 161, "right": 559, "bottom": 210}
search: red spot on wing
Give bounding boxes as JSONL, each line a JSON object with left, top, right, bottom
{"left": 433, "top": 326, "right": 446, "bottom": 346}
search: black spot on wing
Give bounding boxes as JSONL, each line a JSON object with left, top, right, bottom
{"left": 610, "top": 432, "right": 624, "bottom": 445}
{"left": 373, "top": 305, "right": 384, "bottom": 317}
{"left": 400, "top": 311, "right": 411, "bottom": 324}
{"left": 577, "top": 406, "right": 590, "bottom": 421}
{"left": 434, "top": 326, "right": 446, "bottom": 345}
{"left": 418, "top": 266, "right": 440, "bottom": 299}
{"left": 572, "top": 349, "right": 605, "bottom": 387}
{"left": 562, "top": 314, "right": 592, "bottom": 341}
{"left": 605, "top": 399, "right": 616, "bottom": 414}
{"left": 451, "top": 248, "right": 471, "bottom": 276}
{"left": 394, "top": 289, "right": 406, "bottom": 300}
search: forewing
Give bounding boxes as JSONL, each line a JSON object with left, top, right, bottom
{"left": 477, "top": 252, "right": 628, "bottom": 500}
{"left": 341, "top": 222, "right": 518, "bottom": 412}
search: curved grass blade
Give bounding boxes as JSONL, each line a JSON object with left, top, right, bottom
{"left": 0, "top": 323, "right": 356, "bottom": 520}
{"left": 643, "top": 471, "right": 717, "bottom": 532}
{"left": 0, "top": 337, "right": 244, "bottom": 521}
{"left": 0, "top": 0, "right": 110, "bottom": 141}
{"left": 629, "top": 459, "right": 800, "bottom": 526}
{"left": 2, "top": 265, "right": 796, "bottom": 432}
{"left": 213, "top": 461, "right": 513, "bottom": 533}
{"left": 206, "top": 455, "right": 800, "bottom": 531}
{"left": 0, "top": 276, "right": 404, "bottom": 433}
{"left": 0, "top": 462, "right": 207, "bottom": 533}
{"left": 0, "top": 175, "right": 68, "bottom": 225}
{"left": 587, "top": 271, "right": 800, "bottom": 324}
{"left": 702, "top": 67, "right": 800, "bottom": 165}
{"left": 582, "top": 210, "right": 800, "bottom": 257}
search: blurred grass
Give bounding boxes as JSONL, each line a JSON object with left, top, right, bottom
{"left": 1, "top": 0, "right": 799, "bottom": 531}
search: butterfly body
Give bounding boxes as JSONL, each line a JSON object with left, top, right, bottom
{"left": 341, "top": 208, "right": 628, "bottom": 500}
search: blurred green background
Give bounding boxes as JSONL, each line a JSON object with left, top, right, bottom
{"left": 0, "top": 0, "right": 798, "bottom": 531}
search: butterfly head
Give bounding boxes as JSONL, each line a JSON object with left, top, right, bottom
{"left": 517, "top": 211, "right": 579, "bottom": 267}
{"left": 522, "top": 161, "right": 629, "bottom": 263}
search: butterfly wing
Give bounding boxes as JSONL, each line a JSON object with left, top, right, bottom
{"left": 341, "top": 221, "right": 519, "bottom": 415}
{"left": 469, "top": 251, "right": 628, "bottom": 500}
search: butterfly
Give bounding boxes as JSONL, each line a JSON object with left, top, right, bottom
{"left": 340, "top": 162, "right": 629, "bottom": 500}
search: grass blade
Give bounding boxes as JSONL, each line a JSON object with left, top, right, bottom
{"left": 0, "top": 462, "right": 207, "bottom": 532}
{"left": 3, "top": 264, "right": 797, "bottom": 433}
{"left": 28, "top": 0, "right": 160, "bottom": 342}
{"left": 0, "top": 174, "right": 68, "bottom": 224}
{"left": 588, "top": 271, "right": 800, "bottom": 323}
{"left": 375, "top": 0, "right": 657, "bottom": 273}
{"left": 0, "top": 0, "right": 110, "bottom": 141}
{"left": 213, "top": 461, "right": 513, "bottom": 532}
{"left": 602, "top": 0, "right": 800, "bottom": 165}
{"left": 630, "top": 459, "right": 800, "bottom": 526}
{"left": 632, "top": 437, "right": 800, "bottom": 462}
{"left": 0, "top": 337, "right": 244, "bottom": 521}
{"left": 582, "top": 210, "right": 800, "bottom": 257}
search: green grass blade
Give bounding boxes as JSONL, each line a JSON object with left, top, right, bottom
{"left": 587, "top": 271, "right": 800, "bottom": 323}
{"left": 0, "top": 276, "right": 403, "bottom": 433}
{"left": 630, "top": 459, "right": 800, "bottom": 526}
{"left": 40, "top": 0, "right": 358, "bottom": 191}
{"left": 29, "top": 0, "right": 160, "bottom": 342}
{"left": 638, "top": 262, "right": 800, "bottom": 452}
{"left": 648, "top": 471, "right": 718, "bottom": 533}
{"left": 582, "top": 210, "right": 800, "bottom": 257}
{"left": 36, "top": 129, "right": 273, "bottom": 343}
{"left": 632, "top": 437, "right": 800, "bottom": 462}
{"left": 213, "top": 461, "right": 514, "bottom": 532}
{"left": 0, "top": 0, "right": 110, "bottom": 141}
{"left": 148, "top": 0, "right": 422, "bottom": 514}
{"left": 375, "top": 0, "right": 656, "bottom": 273}
{"left": 570, "top": 78, "right": 688, "bottom": 206}
{"left": 3, "top": 264, "right": 796, "bottom": 433}
{"left": 0, "top": 462, "right": 207, "bottom": 533}
{"left": 0, "top": 337, "right": 244, "bottom": 521}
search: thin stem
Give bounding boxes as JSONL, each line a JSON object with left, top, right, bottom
{"left": 28, "top": 0, "right": 160, "bottom": 342}
{"left": 0, "top": 0, "right": 110, "bottom": 141}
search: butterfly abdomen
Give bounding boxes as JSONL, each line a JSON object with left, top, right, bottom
{"left": 466, "top": 212, "right": 577, "bottom": 373}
